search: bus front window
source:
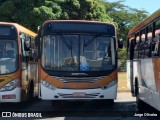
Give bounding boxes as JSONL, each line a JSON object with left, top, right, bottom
{"left": 41, "top": 35, "right": 116, "bottom": 72}
{"left": 0, "top": 40, "right": 18, "bottom": 74}
{"left": 82, "top": 36, "right": 115, "bottom": 71}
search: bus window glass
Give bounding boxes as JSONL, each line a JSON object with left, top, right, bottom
{"left": 134, "top": 33, "right": 140, "bottom": 59}
{"left": 144, "top": 25, "right": 152, "bottom": 58}
{"left": 153, "top": 19, "right": 160, "bottom": 56}
{"left": 141, "top": 29, "right": 145, "bottom": 42}
{"left": 139, "top": 29, "right": 145, "bottom": 58}
{"left": 147, "top": 25, "right": 152, "bottom": 41}
{"left": 0, "top": 40, "right": 18, "bottom": 74}
{"left": 155, "top": 18, "right": 160, "bottom": 36}
{"left": 41, "top": 35, "right": 115, "bottom": 71}
{"left": 0, "top": 28, "right": 10, "bottom": 35}
{"left": 82, "top": 36, "right": 115, "bottom": 71}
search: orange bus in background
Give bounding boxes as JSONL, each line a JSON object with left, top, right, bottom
{"left": 0, "top": 22, "right": 38, "bottom": 102}
{"left": 36, "top": 20, "right": 121, "bottom": 105}
{"left": 127, "top": 9, "right": 160, "bottom": 111}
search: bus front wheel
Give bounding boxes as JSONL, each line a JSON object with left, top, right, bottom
{"left": 135, "top": 78, "right": 144, "bottom": 111}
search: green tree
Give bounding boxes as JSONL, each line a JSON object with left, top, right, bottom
{"left": 61, "top": 0, "right": 112, "bottom": 22}
{"left": 0, "top": 0, "right": 44, "bottom": 31}
{"left": 105, "top": 1, "right": 148, "bottom": 71}
{"left": 30, "top": 0, "right": 113, "bottom": 31}
{"left": 106, "top": 0, "right": 148, "bottom": 45}
{"left": 30, "top": 0, "right": 62, "bottom": 31}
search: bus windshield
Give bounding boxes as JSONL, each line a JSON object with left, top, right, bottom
{"left": 0, "top": 40, "right": 18, "bottom": 74}
{"left": 41, "top": 34, "right": 116, "bottom": 72}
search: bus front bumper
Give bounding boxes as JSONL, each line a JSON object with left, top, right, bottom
{"left": 39, "top": 82, "right": 117, "bottom": 100}
{"left": 0, "top": 88, "right": 21, "bottom": 103}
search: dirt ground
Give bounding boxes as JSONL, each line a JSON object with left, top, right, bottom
{"left": 118, "top": 72, "right": 130, "bottom": 92}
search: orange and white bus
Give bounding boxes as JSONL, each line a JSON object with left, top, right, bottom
{"left": 127, "top": 9, "right": 160, "bottom": 110}
{"left": 0, "top": 22, "right": 38, "bottom": 103}
{"left": 37, "top": 20, "right": 121, "bottom": 105}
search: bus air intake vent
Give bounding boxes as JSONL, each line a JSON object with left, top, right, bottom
{"left": 57, "top": 93, "right": 100, "bottom": 98}
{"left": 54, "top": 76, "right": 105, "bottom": 83}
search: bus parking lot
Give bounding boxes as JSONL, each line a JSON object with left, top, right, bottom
{"left": 0, "top": 72, "right": 159, "bottom": 120}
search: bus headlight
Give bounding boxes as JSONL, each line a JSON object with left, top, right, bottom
{"left": 41, "top": 80, "right": 56, "bottom": 90}
{"left": 0, "top": 79, "right": 20, "bottom": 92}
{"left": 101, "top": 80, "right": 117, "bottom": 90}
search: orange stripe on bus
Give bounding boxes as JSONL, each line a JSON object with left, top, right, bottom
{"left": 152, "top": 58, "right": 160, "bottom": 91}
{"left": 40, "top": 70, "right": 117, "bottom": 89}
{"left": 0, "top": 69, "right": 20, "bottom": 87}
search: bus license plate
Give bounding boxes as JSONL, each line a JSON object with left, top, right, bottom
{"left": 73, "top": 92, "right": 86, "bottom": 97}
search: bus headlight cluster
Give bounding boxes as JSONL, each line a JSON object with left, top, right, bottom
{"left": 101, "top": 80, "right": 117, "bottom": 90}
{"left": 0, "top": 79, "right": 20, "bottom": 92}
{"left": 41, "top": 80, "right": 56, "bottom": 90}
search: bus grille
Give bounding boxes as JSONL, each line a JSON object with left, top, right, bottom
{"left": 54, "top": 76, "right": 105, "bottom": 83}
{"left": 58, "top": 93, "right": 100, "bottom": 98}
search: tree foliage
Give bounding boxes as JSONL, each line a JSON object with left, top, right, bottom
{"left": 0, "top": 0, "right": 112, "bottom": 31}
{"left": 0, "top": 0, "right": 149, "bottom": 36}
{"left": 106, "top": 0, "right": 148, "bottom": 44}
{"left": 0, "top": 0, "right": 150, "bottom": 71}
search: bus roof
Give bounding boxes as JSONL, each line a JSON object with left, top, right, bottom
{"left": 40, "top": 20, "right": 116, "bottom": 36}
{"left": 128, "top": 9, "right": 160, "bottom": 36}
{"left": 0, "top": 22, "right": 37, "bottom": 37}
{"left": 42, "top": 20, "right": 116, "bottom": 28}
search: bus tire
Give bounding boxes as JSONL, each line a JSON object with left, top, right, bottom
{"left": 135, "top": 78, "right": 144, "bottom": 111}
{"left": 29, "top": 81, "right": 34, "bottom": 101}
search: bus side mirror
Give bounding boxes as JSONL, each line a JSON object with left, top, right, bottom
{"left": 20, "top": 33, "right": 31, "bottom": 51}
{"left": 118, "top": 39, "right": 123, "bottom": 49}
{"left": 24, "top": 39, "right": 31, "bottom": 51}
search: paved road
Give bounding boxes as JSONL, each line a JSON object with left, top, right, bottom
{"left": 0, "top": 92, "right": 159, "bottom": 120}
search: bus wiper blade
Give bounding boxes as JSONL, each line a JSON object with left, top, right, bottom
{"left": 59, "top": 34, "right": 72, "bottom": 50}
{"left": 84, "top": 34, "right": 102, "bottom": 47}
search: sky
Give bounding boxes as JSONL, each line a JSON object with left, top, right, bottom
{"left": 107, "top": 0, "right": 159, "bottom": 15}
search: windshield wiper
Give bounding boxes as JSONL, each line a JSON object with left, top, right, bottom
{"left": 84, "top": 34, "right": 102, "bottom": 47}
{"left": 59, "top": 34, "right": 72, "bottom": 50}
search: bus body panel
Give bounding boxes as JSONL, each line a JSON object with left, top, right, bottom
{"left": 152, "top": 58, "right": 160, "bottom": 91}
{"left": 126, "top": 60, "right": 131, "bottom": 90}
{"left": 28, "top": 62, "right": 39, "bottom": 97}
{"left": 38, "top": 20, "right": 118, "bottom": 101}
{"left": 139, "top": 59, "right": 156, "bottom": 90}
{"left": 127, "top": 9, "right": 160, "bottom": 111}
{"left": 139, "top": 86, "right": 160, "bottom": 111}
{"left": 0, "top": 87, "right": 21, "bottom": 102}
{"left": 39, "top": 82, "right": 117, "bottom": 100}
{"left": 0, "top": 22, "right": 38, "bottom": 103}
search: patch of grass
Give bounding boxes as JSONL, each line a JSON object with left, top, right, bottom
{"left": 118, "top": 72, "right": 129, "bottom": 92}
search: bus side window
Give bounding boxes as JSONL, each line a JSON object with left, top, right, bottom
{"left": 134, "top": 34, "right": 140, "bottom": 59}
{"left": 138, "top": 41, "right": 143, "bottom": 59}
{"left": 30, "top": 37, "right": 38, "bottom": 61}
{"left": 129, "top": 39, "right": 135, "bottom": 60}
{"left": 139, "top": 29, "right": 145, "bottom": 59}
{"left": 144, "top": 40, "right": 151, "bottom": 58}
{"left": 144, "top": 25, "right": 152, "bottom": 58}
{"left": 152, "top": 19, "right": 160, "bottom": 57}
{"left": 20, "top": 33, "right": 31, "bottom": 62}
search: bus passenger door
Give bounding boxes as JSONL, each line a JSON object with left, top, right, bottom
{"left": 127, "top": 39, "right": 135, "bottom": 96}
{"left": 20, "top": 33, "right": 29, "bottom": 101}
